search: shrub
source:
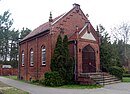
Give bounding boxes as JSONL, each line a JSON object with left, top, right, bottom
{"left": 50, "top": 35, "right": 74, "bottom": 85}
{"left": 39, "top": 78, "right": 44, "bottom": 85}
{"left": 108, "top": 66, "right": 123, "bottom": 79}
{"left": 123, "top": 67, "right": 129, "bottom": 74}
{"left": 123, "top": 73, "right": 130, "bottom": 77}
{"left": 44, "top": 71, "right": 64, "bottom": 87}
{"left": 31, "top": 80, "right": 39, "bottom": 83}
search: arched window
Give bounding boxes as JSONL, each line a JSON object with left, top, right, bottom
{"left": 30, "top": 48, "right": 34, "bottom": 66}
{"left": 41, "top": 46, "right": 46, "bottom": 65}
{"left": 22, "top": 51, "right": 24, "bottom": 66}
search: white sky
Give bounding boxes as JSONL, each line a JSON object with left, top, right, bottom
{"left": 0, "top": 0, "right": 130, "bottom": 32}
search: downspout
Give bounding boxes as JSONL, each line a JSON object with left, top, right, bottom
{"left": 74, "top": 40, "right": 77, "bottom": 81}
{"left": 26, "top": 41, "right": 28, "bottom": 80}
{"left": 18, "top": 42, "right": 21, "bottom": 80}
{"left": 36, "top": 38, "right": 38, "bottom": 80}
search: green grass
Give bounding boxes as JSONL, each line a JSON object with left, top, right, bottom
{"left": 4, "top": 76, "right": 29, "bottom": 83}
{"left": 4, "top": 76, "right": 102, "bottom": 89}
{"left": 4, "top": 76, "right": 41, "bottom": 86}
{"left": 59, "top": 84, "right": 102, "bottom": 89}
{"left": 1, "top": 88, "right": 29, "bottom": 94}
{"left": 0, "top": 81, "right": 10, "bottom": 87}
{"left": 5, "top": 76, "right": 18, "bottom": 80}
{"left": 122, "top": 77, "right": 130, "bottom": 82}
{"left": 123, "top": 73, "right": 130, "bottom": 77}
{"left": 0, "top": 80, "right": 29, "bottom": 94}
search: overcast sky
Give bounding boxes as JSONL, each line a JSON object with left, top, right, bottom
{"left": 0, "top": 0, "right": 130, "bottom": 31}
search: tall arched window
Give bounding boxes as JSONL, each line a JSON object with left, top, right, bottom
{"left": 30, "top": 48, "right": 34, "bottom": 66}
{"left": 41, "top": 46, "right": 46, "bottom": 65}
{"left": 22, "top": 51, "right": 24, "bottom": 66}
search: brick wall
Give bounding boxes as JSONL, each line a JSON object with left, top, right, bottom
{"left": 19, "top": 33, "right": 52, "bottom": 81}
{"left": 19, "top": 6, "right": 100, "bottom": 81}
{"left": 0, "top": 68, "right": 18, "bottom": 76}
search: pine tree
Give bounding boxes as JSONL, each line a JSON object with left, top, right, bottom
{"left": 0, "top": 11, "right": 13, "bottom": 61}
{"left": 50, "top": 35, "right": 63, "bottom": 71}
{"left": 62, "top": 35, "right": 74, "bottom": 84}
{"left": 50, "top": 35, "right": 74, "bottom": 84}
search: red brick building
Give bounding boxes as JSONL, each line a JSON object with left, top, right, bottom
{"left": 19, "top": 4, "right": 100, "bottom": 81}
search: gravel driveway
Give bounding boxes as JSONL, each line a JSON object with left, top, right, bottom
{"left": 0, "top": 76, "right": 130, "bottom": 94}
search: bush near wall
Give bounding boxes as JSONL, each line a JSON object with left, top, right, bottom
{"left": 43, "top": 71, "right": 64, "bottom": 87}
{"left": 108, "top": 66, "right": 124, "bottom": 79}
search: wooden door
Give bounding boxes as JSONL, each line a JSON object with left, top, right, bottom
{"left": 82, "top": 45, "right": 96, "bottom": 73}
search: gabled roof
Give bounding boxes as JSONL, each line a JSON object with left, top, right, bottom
{"left": 79, "top": 22, "right": 99, "bottom": 41}
{"left": 22, "top": 14, "right": 64, "bottom": 41}
{"left": 21, "top": 3, "right": 88, "bottom": 41}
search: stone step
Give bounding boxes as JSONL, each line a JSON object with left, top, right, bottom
{"left": 79, "top": 72, "right": 121, "bottom": 86}
{"left": 93, "top": 77, "right": 119, "bottom": 81}
{"left": 99, "top": 80, "right": 121, "bottom": 85}
{"left": 90, "top": 75, "right": 115, "bottom": 79}
{"left": 97, "top": 78, "right": 120, "bottom": 83}
{"left": 89, "top": 73, "right": 121, "bottom": 85}
{"left": 91, "top": 75, "right": 119, "bottom": 80}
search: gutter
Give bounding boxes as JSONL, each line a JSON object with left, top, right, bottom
{"left": 74, "top": 40, "right": 77, "bottom": 81}
{"left": 20, "top": 29, "right": 50, "bottom": 44}
{"left": 69, "top": 40, "right": 77, "bottom": 81}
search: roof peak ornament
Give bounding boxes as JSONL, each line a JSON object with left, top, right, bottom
{"left": 86, "top": 14, "right": 89, "bottom": 18}
{"left": 73, "top": 3, "right": 80, "bottom": 8}
{"left": 73, "top": 3, "right": 80, "bottom": 12}
{"left": 49, "top": 12, "right": 53, "bottom": 22}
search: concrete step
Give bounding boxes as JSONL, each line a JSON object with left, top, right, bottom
{"left": 99, "top": 80, "right": 121, "bottom": 85}
{"left": 93, "top": 78, "right": 119, "bottom": 82}
{"left": 91, "top": 76, "right": 119, "bottom": 80}
{"left": 79, "top": 72, "right": 121, "bottom": 86}
{"left": 97, "top": 78, "right": 120, "bottom": 83}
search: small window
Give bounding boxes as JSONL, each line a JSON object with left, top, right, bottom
{"left": 30, "top": 48, "right": 34, "bottom": 66}
{"left": 22, "top": 51, "right": 24, "bottom": 66}
{"left": 41, "top": 46, "right": 46, "bottom": 65}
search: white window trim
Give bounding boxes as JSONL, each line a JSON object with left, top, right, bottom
{"left": 22, "top": 51, "right": 24, "bottom": 66}
{"left": 30, "top": 49, "right": 34, "bottom": 66}
{"left": 42, "top": 47, "right": 46, "bottom": 65}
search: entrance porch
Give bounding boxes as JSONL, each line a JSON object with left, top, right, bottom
{"left": 82, "top": 45, "right": 96, "bottom": 73}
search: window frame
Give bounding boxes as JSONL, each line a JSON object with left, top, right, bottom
{"left": 30, "top": 48, "right": 34, "bottom": 66}
{"left": 21, "top": 51, "right": 24, "bottom": 66}
{"left": 41, "top": 46, "right": 46, "bottom": 65}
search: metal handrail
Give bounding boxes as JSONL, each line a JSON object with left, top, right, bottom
{"left": 100, "top": 64, "right": 104, "bottom": 86}
{"left": 89, "top": 63, "right": 104, "bottom": 86}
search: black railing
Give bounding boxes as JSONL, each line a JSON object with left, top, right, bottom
{"left": 100, "top": 64, "right": 104, "bottom": 86}
{"left": 89, "top": 62, "right": 105, "bottom": 86}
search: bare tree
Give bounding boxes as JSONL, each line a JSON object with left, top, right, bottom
{"left": 111, "top": 22, "right": 130, "bottom": 44}
{"left": 111, "top": 22, "right": 130, "bottom": 68}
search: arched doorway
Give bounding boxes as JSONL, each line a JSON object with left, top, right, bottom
{"left": 82, "top": 45, "right": 96, "bottom": 73}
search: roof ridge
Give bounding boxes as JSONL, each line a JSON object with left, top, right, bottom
{"left": 21, "top": 4, "right": 80, "bottom": 42}
{"left": 52, "top": 7, "right": 76, "bottom": 26}
{"left": 21, "top": 14, "right": 64, "bottom": 41}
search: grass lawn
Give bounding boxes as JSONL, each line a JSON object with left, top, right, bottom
{"left": 0, "top": 80, "right": 29, "bottom": 94}
{"left": 5, "top": 75, "right": 18, "bottom": 80}
{"left": 59, "top": 84, "right": 102, "bottom": 89}
{"left": 122, "top": 77, "right": 130, "bottom": 82}
{"left": 4, "top": 76, "right": 102, "bottom": 89}
{"left": 1, "top": 88, "right": 29, "bottom": 94}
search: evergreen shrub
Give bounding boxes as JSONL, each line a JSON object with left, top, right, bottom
{"left": 108, "top": 66, "right": 123, "bottom": 79}
{"left": 50, "top": 35, "right": 74, "bottom": 85}
{"left": 44, "top": 71, "right": 64, "bottom": 87}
